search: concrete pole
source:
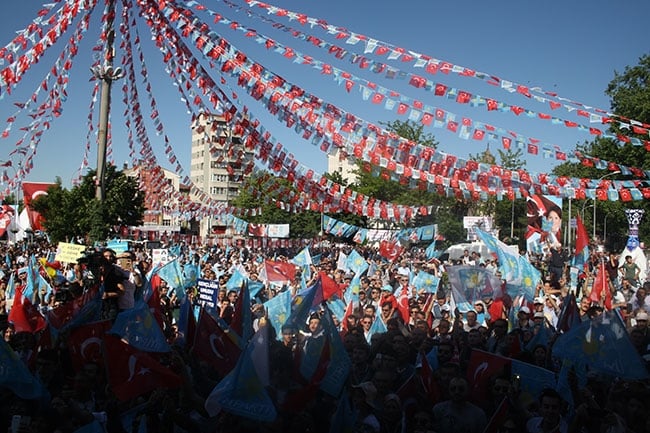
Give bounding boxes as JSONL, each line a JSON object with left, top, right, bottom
{"left": 95, "top": 0, "right": 117, "bottom": 201}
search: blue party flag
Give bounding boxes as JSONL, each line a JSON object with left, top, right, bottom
{"left": 0, "top": 337, "right": 48, "bottom": 400}
{"left": 110, "top": 302, "right": 170, "bottom": 353}
{"left": 204, "top": 325, "right": 276, "bottom": 422}
{"left": 263, "top": 289, "right": 292, "bottom": 339}
{"left": 553, "top": 310, "right": 649, "bottom": 380}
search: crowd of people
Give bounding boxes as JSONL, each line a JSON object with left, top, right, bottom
{"left": 0, "top": 236, "right": 650, "bottom": 433}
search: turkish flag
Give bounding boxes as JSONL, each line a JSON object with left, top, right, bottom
{"left": 0, "top": 204, "right": 15, "bottom": 237}
{"left": 8, "top": 286, "right": 47, "bottom": 333}
{"left": 590, "top": 260, "right": 612, "bottom": 310}
{"left": 263, "top": 260, "right": 296, "bottom": 284}
{"left": 378, "top": 240, "right": 402, "bottom": 262}
{"left": 146, "top": 273, "right": 165, "bottom": 330}
{"left": 192, "top": 309, "right": 241, "bottom": 378}
{"left": 395, "top": 285, "right": 411, "bottom": 324}
{"left": 318, "top": 271, "right": 342, "bottom": 301}
{"left": 103, "top": 334, "right": 182, "bottom": 401}
{"left": 466, "top": 349, "right": 511, "bottom": 404}
{"left": 22, "top": 182, "right": 55, "bottom": 231}
{"left": 68, "top": 320, "right": 112, "bottom": 372}
{"left": 46, "top": 284, "right": 101, "bottom": 330}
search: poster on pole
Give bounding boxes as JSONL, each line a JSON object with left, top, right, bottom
{"left": 526, "top": 195, "right": 563, "bottom": 253}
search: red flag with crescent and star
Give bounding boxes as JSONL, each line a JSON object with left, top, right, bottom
{"left": 192, "top": 309, "right": 242, "bottom": 378}
{"left": 103, "top": 334, "right": 182, "bottom": 401}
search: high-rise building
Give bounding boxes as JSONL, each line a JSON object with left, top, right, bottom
{"left": 327, "top": 148, "right": 358, "bottom": 185}
{"left": 190, "top": 113, "right": 254, "bottom": 237}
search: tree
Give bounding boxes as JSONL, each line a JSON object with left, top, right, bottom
{"left": 31, "top": 165, "right": 144, "bottom": 243}
{"left": 493, "top": 148, "right": 527, "bottom": 247}
{"left": 552, "top": 54, "right": 650, "bottom": 250}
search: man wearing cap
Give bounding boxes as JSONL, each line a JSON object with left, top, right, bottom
{"left": 515, "top": 306, "right": 533, "bottom": 330}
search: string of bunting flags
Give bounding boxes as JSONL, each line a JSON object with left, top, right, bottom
{"left": 182, "top": 0, "right": 650, "bottom": 156}
{"left": 243, "top": 0, "right": 650, "bottom": 133}
{"left": 149, "top": 0, "right": 644, "bottom": 199}
{"left": 0, "top": 3, "right": 95, "bottom": 198}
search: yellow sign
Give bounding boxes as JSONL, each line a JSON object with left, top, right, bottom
{"left": 55, "top": 242, "right": 87, "bottom": 263}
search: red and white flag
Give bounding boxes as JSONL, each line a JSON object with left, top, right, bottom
{"left": 22, "top": 182, "right": 55, "bottom": 231}
{"left": 103, "top": 334, "right": 182, "bottom": 401}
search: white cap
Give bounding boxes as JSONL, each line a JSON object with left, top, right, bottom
{"left": 637, "top": 312, "right": 649, "bottom": 321}
{"left": 534, "top": 297, "right": 545, "bottom": 304}
{"left": 519, "top": 306, "right": 531, "bottom": 315}
{"left": 534, "top": 311, "right": 545, "bottom": 319}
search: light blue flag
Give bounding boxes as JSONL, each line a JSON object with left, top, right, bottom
{"left": 366, "top": 315, "right": 387, "bottom": 344}
{"left": 249, "top": 280, "right": 265, "bottom": 299}
{"left": 344, "top": 274, "right": 361, "bottom": 305}
{"left": 511, "top": 359, "right": 557, "bottom": 400}
{"left": 22, "top": 255, "right": 38, "bottom": 302}
{"left": 311, "top": 254, "right": 322, "bottom": 266}
{"left": 6, "top": 271, "right": 15, "bottom": 300}
{"left": 319, "top": 306, "right": 352, "bottom": 397}
{"left": 525, "top": 323, "right": 552, "bottom": 352}
{"left": 156, "top": 259, "right": 186, "bottom": 299}
{"left": 290, "top": 247, "right": 312, "bottom": 267}
{"left": 552, "top": 310, "right": 649, "bottom": 380}
{"left": 204, "top": 326, "right": 277, "bottom": 422}
{"left": 38, "top": 274, "right": 53, "bottom": 301}
{"left": 107, "top": 239, "right": 129, "bottom": 254}
{"left": 168, "top": 244, "right": 182, "bottom": 258}
{"left": 183, "top": 262, "right": 200, "bottom": 289}
{"left": 327, "top": 297, "right": 347, "bottom": 322}
{"left": 286, "top": 278, "right": 323, "bottom": 331}
{"left": 425, "top": 240, "right": 439, "bottom": 260}
{"left": 420, "top": 225, "right": 436, "bottom": 241}
{"left": 110, "top": 302, "right": 171, "bottom": 353}
{"left": 345, "top": 249, "right": 369, "bottom": 276}
{"left": 411, "top": 271, "right": 440, "bottom": 294}
{"left": 226, "top": 269, "right": 246, "bottom": 292}
{"left": 0, "top": 337, "right": 48, "bottom": 400}
{"left": 263, "top": 289, "right": 292, "bottom": 340}
{"left": 516, "top": 255, "right": 541, "bottom": 303}
{"left": 474, "top": 228, "right": 520, "bottom": 281}
{"left": 175, "top": 297, "right": 193, "bottom": 349}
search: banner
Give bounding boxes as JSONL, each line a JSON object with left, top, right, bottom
{"left": 197, "top": 278, "right": 219, "bottom": 310}
{"left": 526, "top": 195, "right": 563, "bottom": 253}
{"left": 22, "top": 182, "right": 55, "bottom": 231}
{"left": 55, "top": 242, "right": 87, "bottom": 263}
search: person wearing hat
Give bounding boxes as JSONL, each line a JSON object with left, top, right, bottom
{"left": 515, "top": 306, "right": 533, "bottom": 330}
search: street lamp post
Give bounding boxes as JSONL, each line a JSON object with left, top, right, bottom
{"left": 593, "top": 171, "right": 620, "bottom": 241}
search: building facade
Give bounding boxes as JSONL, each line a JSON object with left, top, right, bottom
{"left": 190, "top": 113, "right": 253, "bottom": 237}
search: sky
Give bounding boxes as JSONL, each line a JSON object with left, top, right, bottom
{"left": 0, "top": 0, "right": 648, "bottom": 192}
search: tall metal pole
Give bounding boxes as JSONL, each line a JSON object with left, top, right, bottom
{"left": 510, "top": 198, "right": 514, "bottom": 239}
{"left": 593, "top": 171, "right": 620, "bottom": 242}
{"left": 95, "top": 0, "right": 117, "bottom": 201}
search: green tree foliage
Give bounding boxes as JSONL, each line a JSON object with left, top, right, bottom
{"left": 552, "top": 54, "right": 650, "bottom": 250}
{"left": 351, "top": 120, "right": 467, "bottom": 246}
{"left": 231, "top": 172, "right": 321, "bottom": 238}
{"left": 31, "top": 166, "right": 144, "bottom": 244}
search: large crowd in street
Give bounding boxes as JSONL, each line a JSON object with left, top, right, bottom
{"left": 1, "top": 236, "right": 650, "bottom": 433}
